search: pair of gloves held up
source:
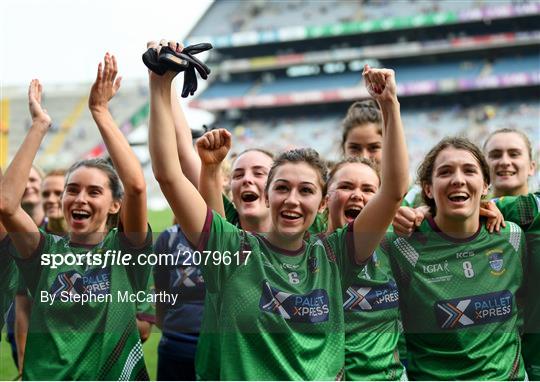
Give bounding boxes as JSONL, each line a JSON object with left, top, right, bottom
{"left": 142, "top": 43, "right": 212, "bottom": 98}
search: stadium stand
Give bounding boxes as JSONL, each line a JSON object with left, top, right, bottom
{"left": 1, "top": 81, "right": 148, "bottom": 170}
{"left": 184, "top": 0, "right": 539, "bottom": 197}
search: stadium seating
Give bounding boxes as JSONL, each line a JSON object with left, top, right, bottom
{"left": 189, "top": 0, "right": 496, "bottom": 37}
{"left": 3, "top": 82, "right": 148, "bottom": 170}
{"left": 223, "top": 101, "right": 540, "bottom": 191}
{"left": 199, "top": 54, "right": 538, "bottom": 100}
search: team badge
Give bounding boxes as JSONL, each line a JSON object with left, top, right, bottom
{"left": 308, "top": 254, "right": 319, "bottom": 273}
{"left": 487, "top": 250, "right": 505, "bottom": 276}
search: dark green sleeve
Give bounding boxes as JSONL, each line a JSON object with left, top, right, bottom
{"left": 119, "top": 225, "right": 154, "bottom": 293}
{"left": 495, "top": 193, "right": 540, "bottom": 229}
{"left": 222, "top": 194, "right": 240, "bottom": 226}
{"left": 197, "top": 209, "right": 246, "bottom": 293}
{"left": 136, "top": 273, "right": 155, "bottom": 323}
{"left": 325, "top": 223, "right": 358, "bottom": 278}
{"left": 12, "top": 233, "right": 48, "bottom": 298}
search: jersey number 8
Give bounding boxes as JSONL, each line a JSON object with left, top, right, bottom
{"left": 462, "top": 261, "right": 475, "bottom": 278}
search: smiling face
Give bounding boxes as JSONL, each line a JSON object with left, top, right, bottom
{"left": 42, "top": 175, "right": 65, "bottom": 220}
{"left": 343, "top": 124, "right": 383, "bottom": 164}
{"left": 266, "top": 162, "right": 324, "bottom": 243}
{"left": 22, "top": 167, "right": 42, "bottom": 207}
{"left": 230, "top": 150, "right": 273, "bottom": 223}
{"left": 326, "top": 162, "right": 380, "bottom": 230}
{"left": 484, "top": 132, "right": 535, "bottom": 196}
{"left": 62, "top": 166, "right": 120, "bottom": 236}
{"left": 424, "top": 147, "right": 488, "bottom": 224}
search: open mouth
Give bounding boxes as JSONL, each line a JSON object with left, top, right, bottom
{"left": 344, "top": 207, "right": 362, "bottom": 220}
{"left": 241, "top": 191, "right": 259, "bottom": 203}
{"left": 71, "top": 209, "right": 91, "bottom": 221}
{"left": 280, "top": 211, "right": 302, "bottom": 221}
{"left": 496, "top": 171, "right": 516, "bottom": 177}
{"left": 448, "top": 193, "right": 469, "bottom": 203}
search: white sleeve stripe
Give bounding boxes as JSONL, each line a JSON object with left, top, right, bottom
{"left": 119, "top": 340, "right": 144, "bottom": 381}
{"left": 393, "top": 237, "right": 419, "bottom": 266}
{"left": 508, "top": 222, "right": 522, "bottom": 253}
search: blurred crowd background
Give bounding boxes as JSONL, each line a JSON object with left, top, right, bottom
{"left": 1, "top": 0, "right": 538, "bottom": 211}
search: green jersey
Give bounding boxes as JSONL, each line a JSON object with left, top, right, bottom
{"left": 197, "top": 196, "right": 327, "bottom": 380}
{"left": 136, "top": 273, "right": 156, "bottom": 324}
{"left": 12, "top": 228, "right": 153, "bottom": 380}
{"left": 0, "top": 237, "right": 18, "bottom": 331}
{"left": 223, "top": 194, "right": 240, "bottom": 226}
{"left": 384, "top": 218, "right": 526, "bottom": 380}
{"left": 495, "top": 193, "right": 540, "bottom": 380}
{"left": 196, "top": 195, "right": 237, "bottom": 380}
{"left": 341, "top": 245, "right": 404, "bottom": 380}
{"left": 309, "top": 213, "right": 327, "bottom": 234}
{"left": 195, "top": 291, "right": 220, "bottom": 380}
{"left": 197, "top": 209, "right": 356, "bottom": 380}
{"left": 401, "top": 185, "right": 423, "bottom": 208}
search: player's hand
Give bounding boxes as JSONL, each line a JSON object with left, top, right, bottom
{"left": 363, "top": 64, "right": 397, "bottom": 103}
{"left": 392, "top": 206, "right": 426, "bottom": 237}
{"left": 196, "top": 129, "right": 232, "bottom": 166}
{"left": 89, "top": 53, "right": 121, "bottom": 113}
{"left": 28, "top": 79, "right": 51, "bottom": 128}
{"left": 146, "top": 40, "right": 183, "bottom": 82}
{"left": 480, "top": 200, "right": 505, "bottom": 233}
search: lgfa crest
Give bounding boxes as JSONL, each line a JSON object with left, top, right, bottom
{"left": 487, "top": 250, "right": 505, "bottom": 276}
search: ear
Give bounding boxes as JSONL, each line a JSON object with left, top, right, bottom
{"left": 481, "top": 182, "right": 489, "bottom": 197}
{"left": 423, "top": 183, "right": 434, "bottom": 200}
{"left": 528, "top": 160, "right": 536, "bottom": 177}
{"left": 318, "top": 196, "right": 327, "bottom": 213}
{"left": 108, "top": 199, "right": 121, "bottom": 215}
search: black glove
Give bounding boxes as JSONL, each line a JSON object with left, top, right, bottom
{"left": 142, "top": 43, "right": 212, "bottom": 98}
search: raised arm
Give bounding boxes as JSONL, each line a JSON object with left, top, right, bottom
{"left": 0, "top": 80, "right": 50, "bottom": 257}
{"left": 196, "top": 129, "right": 232, "bottom": 217}
{"left": 88, "top": 53, "right": 147, "bottom": 246}
{"left": 392, "top": 201, "right": 504, "bottom": 237}
{"left": 171, "top": 83, "right": 201, "bottom": 187}
{"left": 148, "top": 40, "right": 207, "bottom": 245}
{"left": 352, "top": 65, "right": 409, "bottom": 264}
